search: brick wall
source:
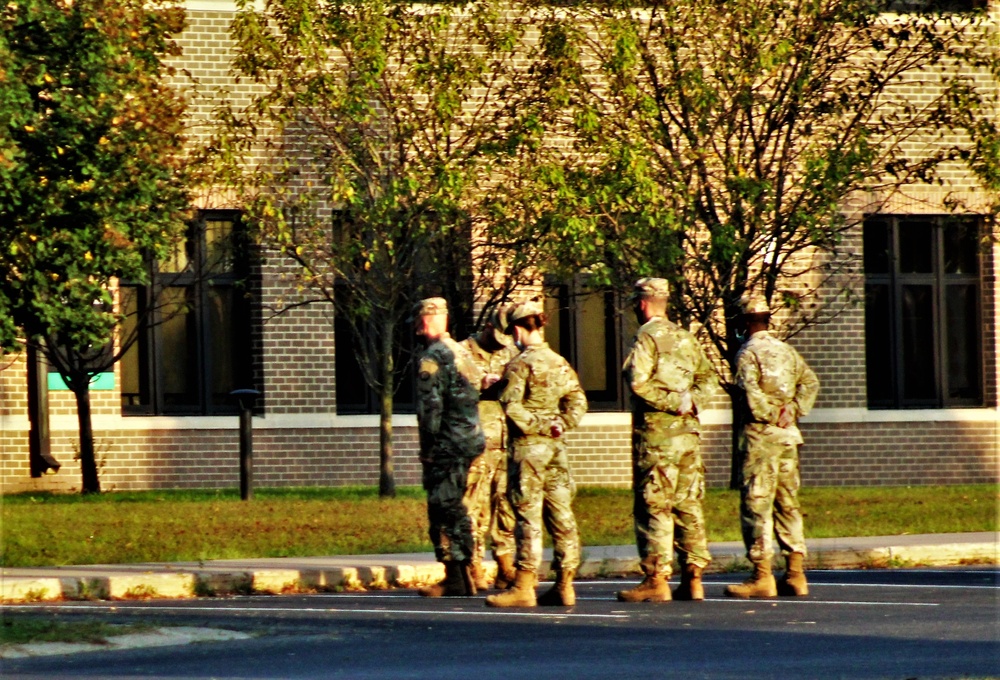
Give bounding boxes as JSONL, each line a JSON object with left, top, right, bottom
{"left": 1, "top": 1, "right": 997, "bottom": 495}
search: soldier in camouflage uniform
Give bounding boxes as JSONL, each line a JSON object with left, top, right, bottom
{"left": 485, "top": 301, "right": 588, "bottom": 608}
{"left": 617, "top": 278, "right": 717, "bottom": 603}
{"left": 412, "top": 297, "right": 486, "bottom": 597}
{"left": 725, "top": 295, "right": 819, "bottom": 599}
{"left": 460, "top": 305, "right": 520, "bottom": 591}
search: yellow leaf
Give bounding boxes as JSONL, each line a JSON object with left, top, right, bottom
{"left": 99, "top": 136, "right": 110, "bottom": 145}
{"left": 24, "top": 125, "right": 35, "bottom": 133}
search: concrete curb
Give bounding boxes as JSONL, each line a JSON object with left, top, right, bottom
{"left": 2, "top": 537, "right": 996, "bottom": 603}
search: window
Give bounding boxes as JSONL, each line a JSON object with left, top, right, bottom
{"left": 545, "top": 280, "right": 637, "bottom": 411}
{"left": 334, "top": 294, "right": 417, "bottom": 415}
{"left": 863, "top": 216, "right": 983, "bottom": 408}
{"left": 120, "top": 211, "right": 256, "bottom": 415}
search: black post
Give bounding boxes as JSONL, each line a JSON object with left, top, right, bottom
{"left": 230, "top": 389, "right": 261, "bottom": 500}
{"left": 26, "top": 344, "right": 60, "bottom": 477}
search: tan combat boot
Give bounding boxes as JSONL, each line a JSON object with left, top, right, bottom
{"left": 672, "top": 564, "right": 705, "bottom": 601}
{"left": 724, "top": 562, "right": 777, "bottom": 599}
{"left": 777, "top": 552, "right": 809, "bottom": 596}
{"left": 470, "top": 556, "right": 489, "bottom": 592}
{"left": 538, "top": 568, "right": 576, "bottom": 606}
{"left": 419, "top": 562, "right": 469, "bottom": 598}
{"left": 493, "top": 553, "right": 517, "bottom": 590}
{"left": 485, "top": 570, "right": 537, "bottom": 607}
{"left": 617, "top": 572, "right": 672, "bottom": 602}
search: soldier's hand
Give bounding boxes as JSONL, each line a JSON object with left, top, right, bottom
{"left": 677, "top": 391, "right": 694, "bottom": 416}
{"left": 777, "top": 404, "right": 796, "bottom": 428}
{"left": 549, "top": 419, "right": 565, "bottom": 438}
{"left": 482, "top": 373, "right": 501, "bottom": 389}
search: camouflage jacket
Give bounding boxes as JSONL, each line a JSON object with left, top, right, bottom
{"left": 460, "top": 334, "right": 519, "bottom": 450}
{"left": 623, "top": 316, "right": 716, "bottom": 437}
{"left": 415, "top": 334, "right": 486, "bottom": 461}
{"left": 735, "top": 330, "right": 820, "bottom": 447}
{"left": 500, "top": 342, "right": 588, "bottom": 441}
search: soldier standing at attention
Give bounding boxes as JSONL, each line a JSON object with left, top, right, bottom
{"left": 617, "top": 278, "right": 716, "bottom": 603}
{"left": 459, "top": 305, "right": 520, "bottom": 591}
{"left": 413, "top": 297, "right": 486, "bottom": 597}
{"left": 485, "top": 300, "right": 588, "bottom": 608}
{"left": 725, "top": 295, "right": 819, "bottom": 599}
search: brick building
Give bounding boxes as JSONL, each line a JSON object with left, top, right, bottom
{"left": 0, "top": 0, "right": 997, "bottom": 494}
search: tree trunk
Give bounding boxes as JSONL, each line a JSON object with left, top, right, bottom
{"left": 378, "top": 315, "right": 396, "bottom": 498}
{"left": 74, "top": 384, "right": 101, "bottom": 494}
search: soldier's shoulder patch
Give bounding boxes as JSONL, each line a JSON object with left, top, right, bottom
{"left": 419, "top": 359, "right": 439, "bottom": 381}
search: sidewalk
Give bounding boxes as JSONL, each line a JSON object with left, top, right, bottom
{"left": 2, "top": 532, "right": 996, "bottom": 603}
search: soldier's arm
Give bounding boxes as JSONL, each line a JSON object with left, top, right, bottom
{"left": 626, "top": 334, "right": 684, "bottom": 413}
{"left": 792, "top": 353, "right": 820, "bottom": 419}
{"left": 416, "top": 356, "right": 444, "bottom": 434}
{"left": 557, "top": 370, "right": 588, "bottom": 431}
{"left": 736, "top": 349, "right": 781, "bottom": 425}
{"left": 688, "top": 339, "right": 717, "bottom": 414}
{"left": 499, "top": 360, "right": 542, "bottom": 435}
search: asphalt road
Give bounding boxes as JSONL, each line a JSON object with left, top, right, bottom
{"left": 3, "top": 567, "right": 998, "bottom": 680}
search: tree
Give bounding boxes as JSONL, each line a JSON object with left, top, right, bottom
{"left": 521, "top": 0, "right": 999, "bottom": 479}
{"left": 0, "top": 0, "right": 190, "bottom": 493}
{"left": 217, "top": 0, "right": 545, "bottom": 497}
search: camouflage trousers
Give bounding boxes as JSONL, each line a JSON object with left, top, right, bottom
{"left": 508, "top": 436, "right": 580, "bottom": 574}
{"left": 489, "top": 449, "right": 517, "bottom": 559}
{"left": 422, "top": 456, "right": 474, "bottom": 563}
{"left": 738, "top": 437, "right": 807, "bottom": 565}
{"left": 632, "top": 431, "right": 712, "bottom": 578}
{"left": 464, "top": 446, "right": 516, "bottom": 565}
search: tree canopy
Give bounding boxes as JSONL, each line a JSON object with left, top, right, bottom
{"left": 0, "top": 0, "right": 190, "bottom": 492}
{"left": 219, "top": 0, "right": 545, "bottom": 495}
{"left": 525, "top": 0, "right": 998, "bottom": 370}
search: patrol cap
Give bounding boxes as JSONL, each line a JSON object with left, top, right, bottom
{"left": 506, "top": 299, "right": 544, "bottom": 331}
{"left": 632, "top": 277, "right": 669, "bottom": 300}
{"left": 739, "top": 294, "right": 771, "bottom": 317}
{"left": 413, "top": 297, "right": 449, "bottom": 318}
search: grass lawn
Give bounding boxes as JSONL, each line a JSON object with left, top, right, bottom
{"left": 1, "top": 484, "right": 995, "bottom": 568}
{"left": 0, "top": 616, "right": 154, "bottom": 645}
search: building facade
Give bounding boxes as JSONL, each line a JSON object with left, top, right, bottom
{"left": 0, "top": 0, "right": 997, "bottom": 494}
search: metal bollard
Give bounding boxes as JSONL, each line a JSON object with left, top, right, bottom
{"left": 230, "top": 389, "right": 261, "bottom": 500}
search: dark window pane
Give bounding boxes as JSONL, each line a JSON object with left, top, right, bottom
{"left": 943, "top": 220, "right": 979, "bottom": 275}
{"left": 119, "top": 286, "right": 149, "bottom": 407}
{"left": 864, "top": 284, "right": 894, "bottom": 406}
{"left": 577, "top": 290, "right": 609, "bottom": 392}
{"left": 161, "top": 287, "right": 199, "bottom": 408}
{"left": 898, "top": 221, "right": 934, "bottom": 274}
{"left": 900, "top": 285, "right": 936, "bottom": 401}
{"left": 863, "top": 220, "right": 891, "bottom": 274}
{"left": 160, "top": 231, "right": 193, "bottom": 274}
{"left": 945, "top": 284, "right": 981, "bottom": 400}
{"left": 544, "top": 290, "right": 565, "bottom": 357}
{"left": 205, "top": 219, "right": 236, "bottom": 274}
{"left": 334, "top": 311, "right": 370, "bottom": 414}
{"left": 207, "top": 288, "right": 237, "bottom": 407}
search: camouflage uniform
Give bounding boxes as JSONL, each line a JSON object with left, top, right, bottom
{"left": 623, "top": 314, "right": 716, "bottom": 580}
{"left": 459, "top": 334, "right": 519, "bottom": 568}
{"left": 416, "top": 332, "right": 486, "bottom": 564}
{"left": 735, "top": 329, "right": 819, "bottom": 566}
{"left": 501, "top": 342, "right": 588, "bottom": 575}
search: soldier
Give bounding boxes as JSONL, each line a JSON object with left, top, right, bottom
{"left": 617, "top": 278, "right": 716, "bottom": 603}
{"left": 412, "top": 297, "right": 486, "bottom": 597}
{"left": 459, "top": 305, "right": 520, "bottom": 591}
{"left": 485, "top": 300, "right": 588, "bottom": 608}
{"left": 725, "top": 294, "right": 819, "bottom": 599}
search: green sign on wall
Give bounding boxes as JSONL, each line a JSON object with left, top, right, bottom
{"left": 47, "top": 372, "right": 115, "bottom": 391}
